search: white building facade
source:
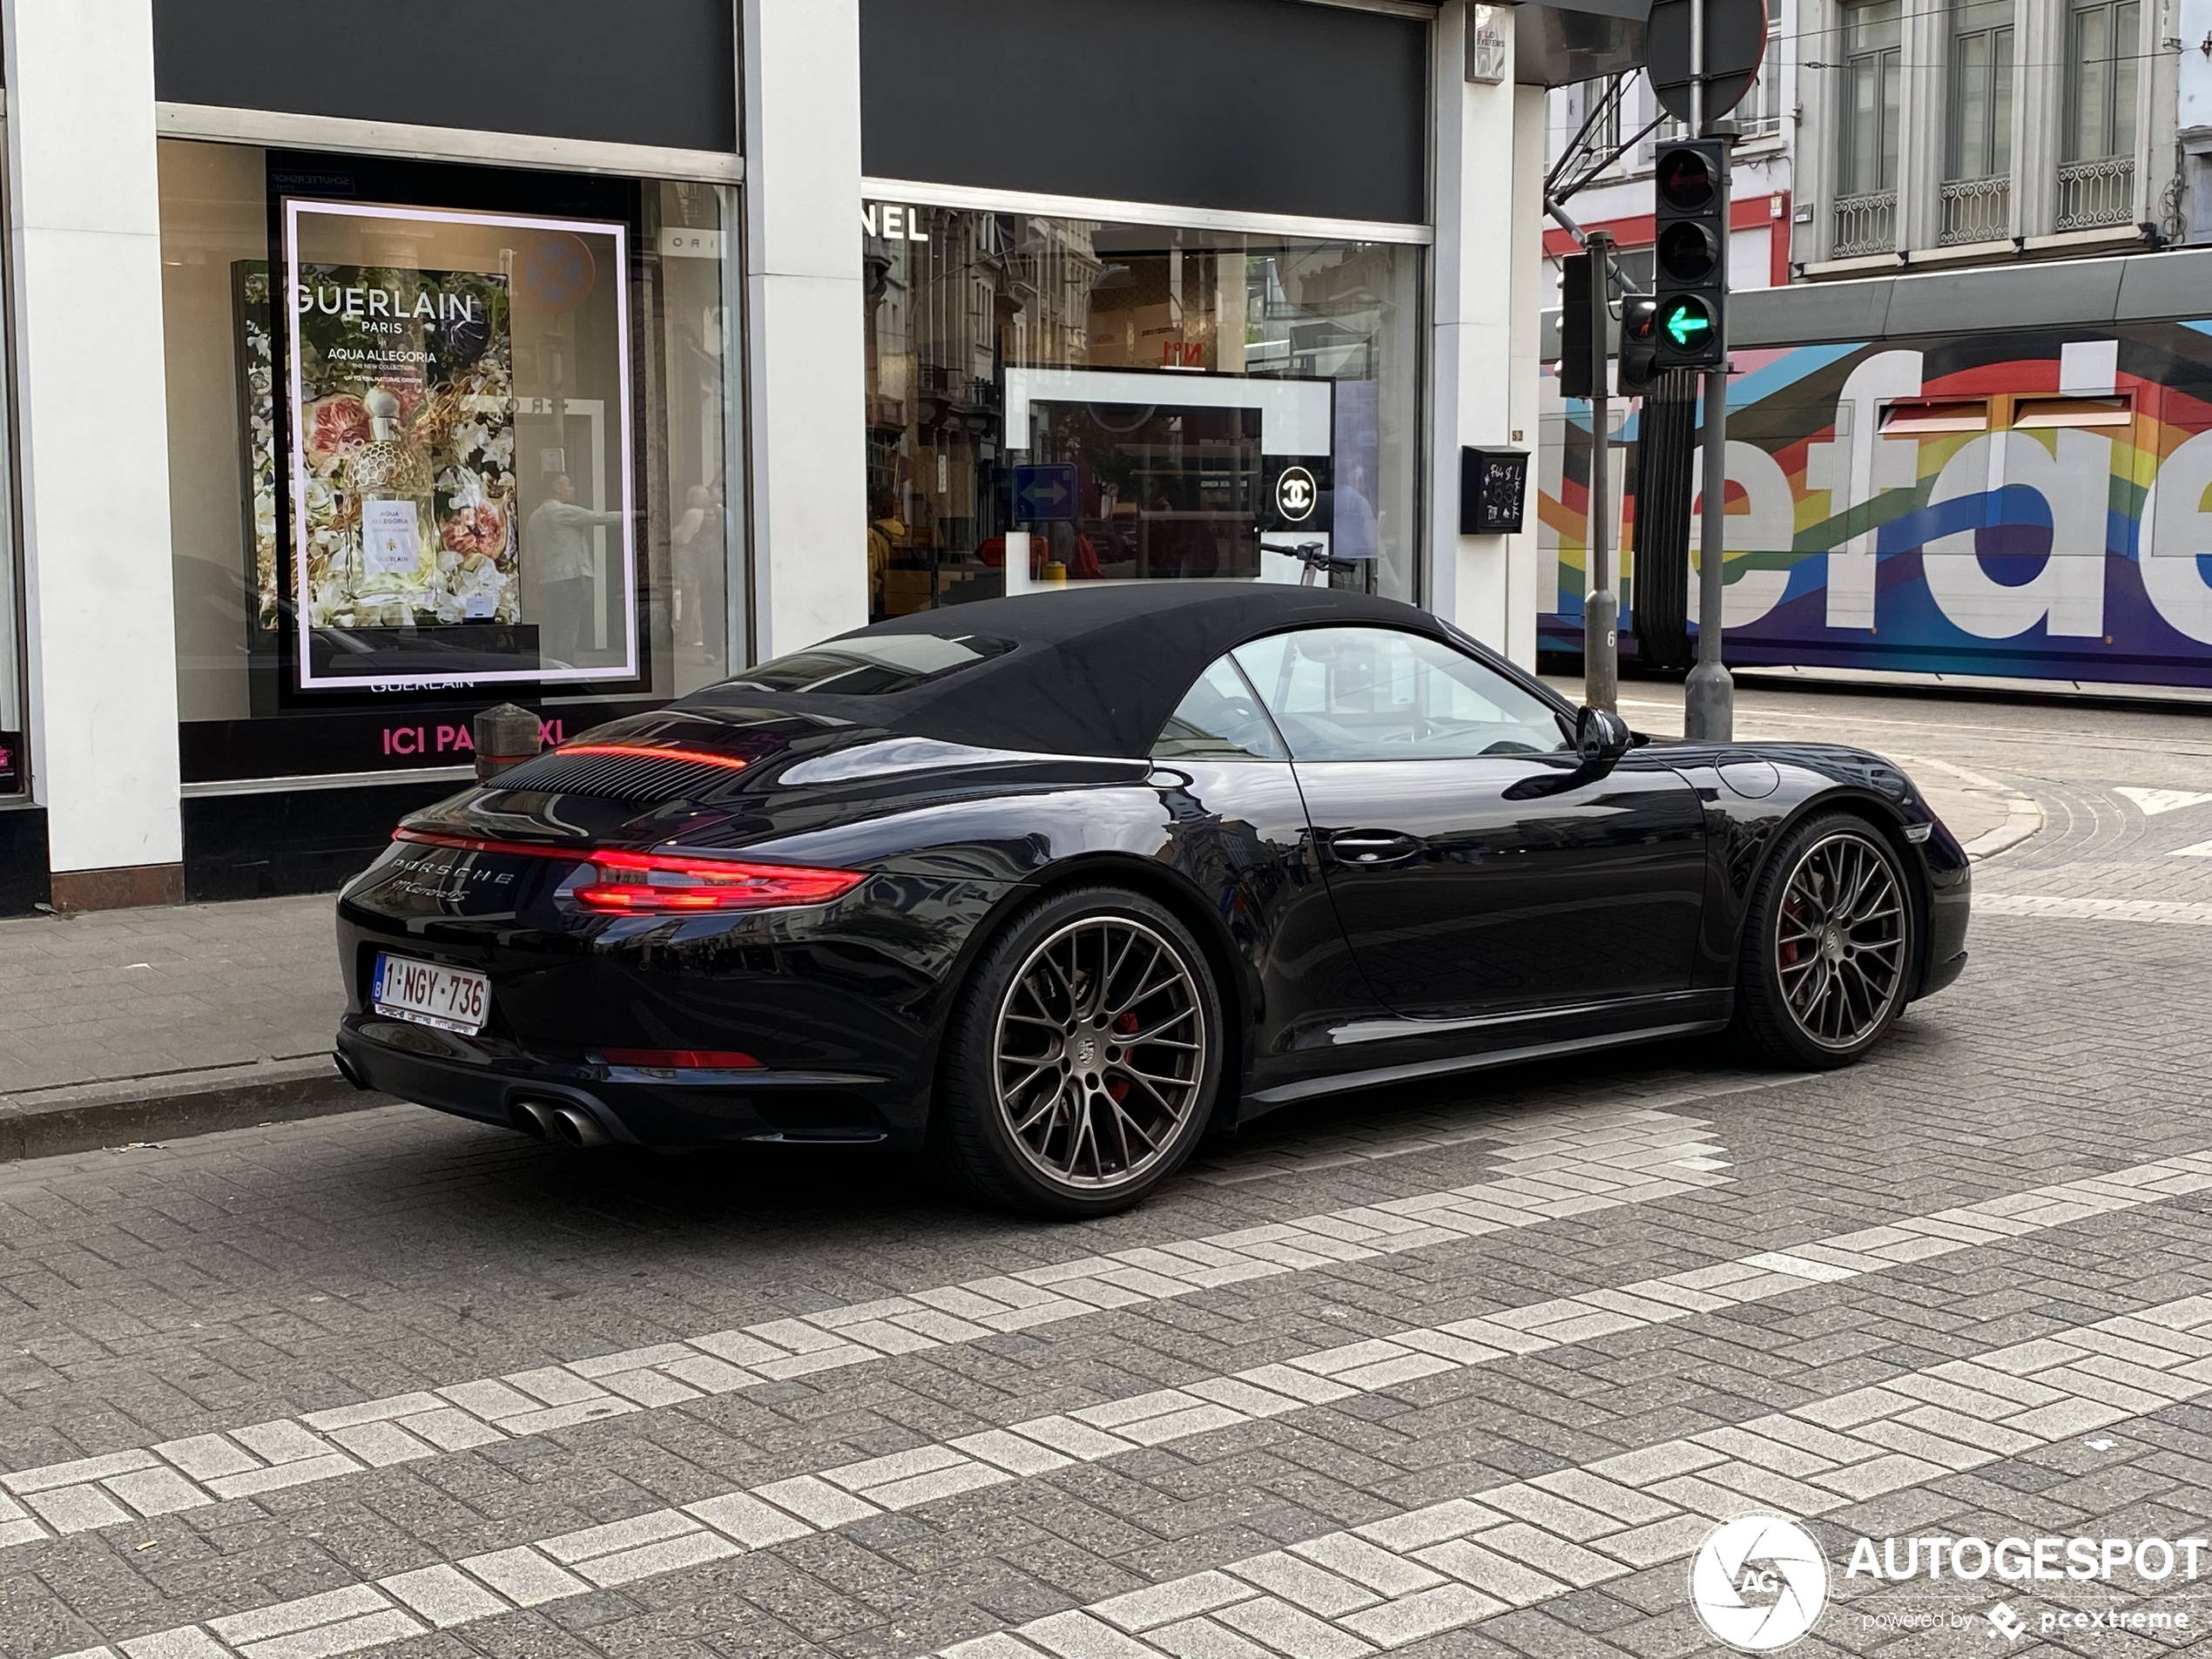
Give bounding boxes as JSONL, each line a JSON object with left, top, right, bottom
{"left": 0, "top": 0, "right": 1554, "bottom": 916}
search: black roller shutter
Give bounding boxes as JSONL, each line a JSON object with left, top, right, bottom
{"left": 861, "top": 0, "right": 1428, "bottom": 224}
{"left": 152, "top": 0, "right": 738, "bottom": 154}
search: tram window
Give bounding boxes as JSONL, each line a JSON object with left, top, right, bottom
{"left": 2013, "top": 396, "right": 2133, "bottom": 428}
{"left": 1878, "top": 400, "right": 1989, "bottom": 434}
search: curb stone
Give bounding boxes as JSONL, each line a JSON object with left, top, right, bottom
{"left": 1890, "top": 750, "right": 2046, "bottom": 860}
{"left": 0, "top": 1055, "right": 386, "bottom": 1162}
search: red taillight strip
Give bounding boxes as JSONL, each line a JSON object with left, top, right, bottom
{"left": 572, "top": 850, "right": 863, "bottom": 913}
{"left": 556, "top": 744, "right": 752, "bottom": 772}
{"left": 388, "top": 827, "right": 864, "bottom": 913}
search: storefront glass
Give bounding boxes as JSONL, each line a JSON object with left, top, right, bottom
{"left": 0, "top": 339, "right": 20, "bottom": 797}
{"left": 0, "top": 112, "right": 19, "bottom": 798}
{"left": 160, "top": 140, "right": 744, "bottom": 780}
{"left": 862, "top": 205, "right": 1422, "bottom": 619}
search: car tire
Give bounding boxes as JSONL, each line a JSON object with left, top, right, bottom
{"left": 933, "top": 885, "right": 1224, "bottom": 1218}
{"left": 1733, "top": 812, "right": 1916, "bottom": 1070}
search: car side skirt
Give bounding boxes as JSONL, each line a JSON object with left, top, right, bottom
{"left": 1238, "top": 988, "right": 1734, "bottom": 1111}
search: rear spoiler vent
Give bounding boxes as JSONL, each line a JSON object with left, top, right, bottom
{"left": 489, "top": 746, "right": 747, "bottom": 803}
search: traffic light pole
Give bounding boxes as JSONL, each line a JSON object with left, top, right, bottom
{"left": 1679, "top": 0, "right": 1737, "bottom": 742}
{"left": 1582, "top": 232, "right": 1618, "bottom": 714}
{"left": 1685, "top": 363, "right": 1736, "bottom": 739}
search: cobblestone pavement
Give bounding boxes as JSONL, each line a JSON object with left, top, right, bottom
{"left": 3, "top": 689, "right": 2211, "bottom": 1658}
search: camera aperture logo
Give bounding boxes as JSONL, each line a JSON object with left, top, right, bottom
{"left": 1690, "top": 1515, "right": 1831, "bottom": 1651}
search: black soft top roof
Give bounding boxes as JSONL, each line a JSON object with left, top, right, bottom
{"left": 684, "top": 583, "right": 1497, "bottom": 759}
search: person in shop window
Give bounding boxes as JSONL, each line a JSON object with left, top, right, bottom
{"left": 671, "top": 483, "right": 725, "bottom": 653}
{"left": 1335, "top": 460, "right": 1380, "bottom": 566}
{"left": 867, "top": 489, "right": 907, "bottom": 613}
{"left": 529, "top": 472, "right": 623, "bottom": 666}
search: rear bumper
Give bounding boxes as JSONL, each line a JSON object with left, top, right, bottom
{"left": 338, "top": 1015, "right": 921, "bottom": 1148}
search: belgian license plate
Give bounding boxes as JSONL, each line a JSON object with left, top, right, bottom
{"left": 373, "top": 954, "right": 491, "bottom": 1035}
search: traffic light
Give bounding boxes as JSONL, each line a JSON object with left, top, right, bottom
{"left": 1618, "top": 296, "right": 1662, "bottom": 395}
{"left": 1559, "top": 252, "right": 1595, "bottom": 399}
{"left": 1652, "top": 139, "right": 1730, "bottom": 369}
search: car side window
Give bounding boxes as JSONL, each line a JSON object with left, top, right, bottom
{"left": 1230, "top": 627, "right": 1572, "bottom": 761}
{"left": 1153, "top": 655, "right": 1288, "bottom": 761}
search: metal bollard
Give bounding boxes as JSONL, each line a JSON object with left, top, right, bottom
{"left": 475, "top": 703, "right": 543, "bottom": 781}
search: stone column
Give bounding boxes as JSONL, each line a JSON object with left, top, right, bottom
{"left": 2, "top": 0, "right": 183, "bottom": 907}
{"left": 1429, "top": 2, "right": 1530, "bottom": 658}
{"left": 741, "top": 0, "right": 869, "bottom": 660}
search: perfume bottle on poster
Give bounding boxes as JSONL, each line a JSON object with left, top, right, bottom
{"left": 347, "top": 386, "right": 439, "bottom": 621}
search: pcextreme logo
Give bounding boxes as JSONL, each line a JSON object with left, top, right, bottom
{"left": 1689, "top": 1515, "right": 1832, "bottom": 1651}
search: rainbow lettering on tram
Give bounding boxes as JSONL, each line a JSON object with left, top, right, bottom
{"left": 1539, "top": 266, "right": 2212, "bottom": 691}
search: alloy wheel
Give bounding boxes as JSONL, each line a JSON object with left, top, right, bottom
{"left": 992, "top": 916, "right": 1207, "bottom": 1190}
{"left": 1774, "top": 830, "right": 1908, "bottom": 1050}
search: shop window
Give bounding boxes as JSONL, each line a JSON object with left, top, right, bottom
{"left": 0, "top": 106, "right": 17, "bottom": 798}
{"left": 159, "top": 141, "right": 744, "bottom": 784}
{"left": 0, "top": 331, "right": 19, "bottom": 797}
{"left": 862, "top": 206, "right": 1423, "bottom": 618}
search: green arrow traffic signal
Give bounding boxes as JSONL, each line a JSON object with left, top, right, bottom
{"left": 1662, "top": 299, "right": 1714, "bottom": 347}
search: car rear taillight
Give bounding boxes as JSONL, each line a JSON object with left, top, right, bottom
{"left": 570, "top": 850, "right": 864, "bottom": 914}
{"left": 390, "top": 828, "right": 863, "bottom": 914}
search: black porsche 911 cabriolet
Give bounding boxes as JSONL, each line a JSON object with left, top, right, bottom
{"left": 334, "top": 583, "right": 1969, "bottom": 1216}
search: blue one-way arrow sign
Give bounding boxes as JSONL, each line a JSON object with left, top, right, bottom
{"left": 1013, "top": 462, "right": 1078, "bottom": 523}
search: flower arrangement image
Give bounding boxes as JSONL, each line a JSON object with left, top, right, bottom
{"left": 281, "top": 264, "right": 519, "bottom": 631}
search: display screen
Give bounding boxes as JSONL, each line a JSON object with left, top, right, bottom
{"left": 281, "top": 199, "right": 636, "bottom": 692}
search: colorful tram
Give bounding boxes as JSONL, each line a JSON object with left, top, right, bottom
{"left": 1538, "top": 247, "right": 2212, "bottom": 692}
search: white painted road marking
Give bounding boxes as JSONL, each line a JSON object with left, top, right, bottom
{"left": 941, "top": 1291, "right": 2212, "bottom": 1656}
{"left": 2115, "top": 787, "right": 2212, "bottom": 817}
{"left": 39, "top": 1150, "right": 2212, "bottom": 1659}
{"left": 0, "top": 1106, "right": 1734, "bottom": 1551}
{"left": 1978, "top": 894, "right": 2212, "bottom": 927}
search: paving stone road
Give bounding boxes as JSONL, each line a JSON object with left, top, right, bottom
{"left": 3, "top": 686, "right": 2211, "bottom": 1659}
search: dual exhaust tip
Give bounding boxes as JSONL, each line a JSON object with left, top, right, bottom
{"left": 330, "top": 1049, "right": 610, "bottom": 1148}
{"left": 510, "top": 1097, "right": 611, "bottom": 1149}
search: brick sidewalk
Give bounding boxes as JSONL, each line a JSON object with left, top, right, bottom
{"left": 0, "top": 894, "right": 341, "bottom": 1109}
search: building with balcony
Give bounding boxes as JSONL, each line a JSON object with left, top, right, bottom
{"left": 1799, "top": 0, "right": 2180, "bottom": 271}
{"left": 1547, "top": 0, "right": 2195, "bottom": 292}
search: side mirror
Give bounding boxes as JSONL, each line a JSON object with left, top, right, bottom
{"left": 1575, "top": 706, "right": 1634, "bottom": 765}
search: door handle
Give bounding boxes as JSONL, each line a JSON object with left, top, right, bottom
{"left": 1329, "top": 831, "right": 1424, "bottom": 867}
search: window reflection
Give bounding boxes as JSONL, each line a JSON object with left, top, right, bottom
{"left": 863, "top": 207, "right": 1421, "bottom": 620}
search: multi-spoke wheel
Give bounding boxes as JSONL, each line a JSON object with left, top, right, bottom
{"left": 934, "top": 887, "right": 1221, "bottom": 1217}
{"left": 994, "top": 917, "right": 1205, "bottom": 1189}
{"left": 1735, "top": 814, "right": 1917, "bottom": 1068}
